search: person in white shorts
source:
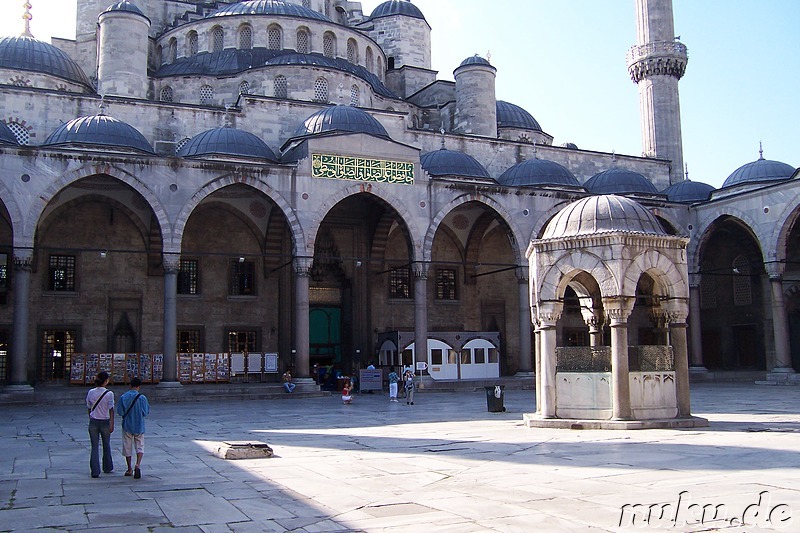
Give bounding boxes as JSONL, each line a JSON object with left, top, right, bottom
{"left": 116, "top": 377, "right": 150, "bottom": 479}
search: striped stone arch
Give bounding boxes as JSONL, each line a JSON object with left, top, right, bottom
{"left": 687, "top": 207, "right": 764, "bottom": 272}
{"left": 305, "top": 183, "right": 423, "bottom": 261}
{"left": 769, "top": 191, "right": 800, "bottom": 264}
{"left": 622, "top": 249, "right": 688, "bottom": 299}
{"left": 425, "top": 193, "right": 526, "bottom": 266}
{"left": 174, "top": 173, "right": 301, "bottom": 255}
{"left": 22, "top": 163, "right": 169, "bottom": 251}
{"left": 536, "top": 250, "right": 618, "bottom": 302}
{"left": 0, "top": 178, "right": 26, "bottom": 248}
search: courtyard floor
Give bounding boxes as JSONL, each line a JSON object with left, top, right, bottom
{"left": 1, "top": 382, "right": 799, "bottom": 532}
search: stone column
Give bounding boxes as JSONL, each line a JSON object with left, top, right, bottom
{"left": 158, "top": 253, "right": 181, "bottom": 387}
{"left": 586, "top": 314, "right": 604, "bottom": 347}
{"left": 668, "top": 303, "right": 692, "bottom": 417}
{"left": 537, "top": 304, "right": 562, "bottom": 419}
{"left": 412, "top": 261, "right": 429, "bottom": 366}
{"left": 294, "top": 257, "right": 312, "bottom": 379}
{"left": 7, "top": 249, "right": 33, "bottom": 392}
{"left": 533, "top": 319, "right": 542, "bottom": 414}
{"left": 605, "top": 298, "right": 633, "bottom": 420}
{"left": 766, "top": 266, "right": 795, "bottom": 377}
{"left": 516, "top": 267, "right": 533, "bottom": 373}
{"left": 688, "top": 278, "right": 706, "bottom": 370}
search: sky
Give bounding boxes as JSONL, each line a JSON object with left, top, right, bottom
{"left": 1, "top": 0, "right": 797, "bottom": 189}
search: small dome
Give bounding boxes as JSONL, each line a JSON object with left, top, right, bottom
{"left": 458, "top": 55, "right": 492, "bottom": 68}
{"left": 44, "top": 114, "right": 154, "bottom": 153}
{"left": 102, "top": 1, "right": 148, "bottom": 20}
{"left": 293, "top": 105, "right": 389, "bottom": 139}
{"left": 420, "top": 149, "right": 490, "bottom": 179}
{"left": 496, "top": 101, "right": 542, "bottom": 132}
{"left": 498, "top": 159, "right": 580, "bottom": 188}
{"left": 209, "top": 0, "right": 331, "bottom": 21}
{"left": 177, "top": 127, "right": 277, "bottom": 161}
{"left": 560, "top": 142, "right": 579, "bottom": 150}
{"left": 542, "top": 195, "right": 666, "bottom": 239}
{"left": 0, "top": 121, "right": 18, "bottom": 145}
{"left": 722, "top": 156, "right": 795, "bottom": 188}
{"left": 0, "top": 36, "right": 93, "bottom": 88}
{"left": 370, "top": 1, "right": 426, "bottom": 21}
{"left": 584, "top": 168, "right": 658, "bottom": 195}
{"left": 662, "top": 180, "right": 715, "bottom": 203}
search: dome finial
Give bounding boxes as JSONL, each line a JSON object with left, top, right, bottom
{"left": 684, "top": 162, "right": 689, "bottom": 181}
{"left": 758, "top": 141, "right": 764, "bottom": 160}
{"left": 532, "top": 140, "right": 538, "bottom": 159}
{"left": 98, "top": 95, "right": 107, "bottom": 115}
{"left": 611, "top": 150, "right": 617, "bottom": 164}
{"left": 21, "top": 1, "right": 34, "bottom": 38}
{"left": 439, "top": 127, "right": 446, "bottom": 150}
{"left": 224, "top": 104, "right": 234, "bottom": 128}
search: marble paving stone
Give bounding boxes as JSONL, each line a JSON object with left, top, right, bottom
{"left": 151, "top": 489, "right": 251, "bottom": 526}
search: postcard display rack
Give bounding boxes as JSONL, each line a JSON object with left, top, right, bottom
{"left": 177, "top": 353, "right": 231, "bottom": 383}
{"left": 70, "top": 353, "right": 164, "bottom": 385}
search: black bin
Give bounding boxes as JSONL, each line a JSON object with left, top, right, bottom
{"left": 485, "top": 385, "right": 506, "bottom": 412}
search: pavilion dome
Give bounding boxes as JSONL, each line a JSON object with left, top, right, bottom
{"left": 177, "top": 127, "right": 277, "bottom": 161}
{"left": 722, "top": 154, "right": 795, "bottom": 189}
{"left": 0, "top": 121, "right": 18, "bottom": 145}
{"left": 498, "top": 158, "right": 580, "bottom": 188}
{"left": 293, "top": 105, "right": 389, "bottom": 139}
{"left": 209, "top": 0, "right": 331, "bottom": 22}
{"left": 542, "top": 194, "right": 666, "bottom": 239}
{"left": 43, "top": 114, "right": 154, "bottom": 153}
{"left": 662, "top": 180, "right": 715, "bottom": 203}
{"left": 496, "top": 101, "right": 542, "bottom": 132}
{"left": 0, "top": 36, "right": 93, "bottom": 89}
{"left": 420, "top": 148, "right": 490, "bottom": 179}
{"left": 102, "top": 1, "right": 149, "bottom": 20}
{"left": 370, "top": 1, "right": 426, "bottom": 21}
{"left": 584, "top": 168, "right": 658, "bottom": 195}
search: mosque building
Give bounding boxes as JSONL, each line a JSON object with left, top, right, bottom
{"left": 0, "top": 0, "right": 797, "bottom": 399}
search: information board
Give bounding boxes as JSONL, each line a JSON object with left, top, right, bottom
{"left": 359, "top": 369, "right": 383, "bottom": 391}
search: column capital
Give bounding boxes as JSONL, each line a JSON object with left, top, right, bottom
{"left": 536, "top": 302, "right": 563, "bottom": 327}
{"left": 515, "top": 266, "right": 528, "bottom": 284}
{"left": 765, "top": 261, "right": 785, "bottom": 280}
{"left": 13, "top": 248, "right": 33, "bottom": 272}
{"left": 294, "top": 256, "right": 313, "bottom": 277}
{"left": 163, "top": 253, "right": 181, "bottom": 274}
{"left": 602, "top": 297, "right": 634, "bottom": 325}
{"left": 665, "top": 298, "right": 690, "bottom": 324}
{"left": 688, "top": 273, "right": 702, "bottom": 288}
{"left": 412, "top": 261, "right": 429, "bottom": 280}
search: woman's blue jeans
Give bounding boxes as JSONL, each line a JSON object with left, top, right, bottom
{"left": 88, "top": 418, "right": 113, "bottom": 477}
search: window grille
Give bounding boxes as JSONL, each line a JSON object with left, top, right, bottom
{"left": 227, "top": 330, "right": 257, "bottom": 353}
{"left": 313, "top": 77, "right": 328, "bottom": 103}
{"left": 347, "top": 39, "right": 357, "bottom": 63}
{"left": 188, "top": 31, "right": 198, "bottom": 55}
{"left": 211, "top": 27, "right": 224, "bottom": 52}
{"left": 178, "top": 259, "right": 199, "bottom": 295}
{"left": 365, "top": 47, "right": 374, "bottom": 72}
{"left": 6, "top": 121, "right": 29, "bottom": 145}
{"left": 40, "top": 329, "right": 76, "bottom": 381}
{"left": 323, "top": 33, "right": 335, "bottom": 58}
{"left": 239, "top": 80, "right": 250, "bottom": 95}
{"left": 177, "top": 329, "right": 202, "bottom": 353}
{"left": 268, "top": 26, "right": 282, "bottom": 50}
{"left": 199, "top": 85, "right": 213, "bottom": 105}
{"left": 436, "top": 269, "right": 457, "bottom": 300}
{"left": 0, "top": 329, "right": 8, "bottom": 383}
{"left": 296, "top": 29, "right": 309, "bottom": 54}
{"left": 230, "top": 259, "right": 256, "bottom": 296}
{"left": 349, "top": 84, "right": 359, "bottom": 106}
{"left": 274, "top": 75, "right": 288, "bottom": 98}
{"left": 175, "top": 137, "right": 191, "bottom": 152}
{"left": 48, "top": 255, "right": 76, "bottom": 292}
{"left": 168, "top": 39, "right": 177, "bottom": 63}
{"left": 377, "top": 56, "right": 383, "bottom": 79}
{"left": 0, "top": 253, "right": 7, "bottom": 291}
{"left": 389, "top": 267, "right": 411, "bottom": 299}
{"left": 239, "top": 26, "right": 253, "bottom": 49}
{"left": 302, "top": 0, "right": 311, "bottom": 7}
{"left": 732, "top": 256, "right": 752, "bottom": 306}
{"left": 160, "top": 86, "right": 173, "bottom": 102}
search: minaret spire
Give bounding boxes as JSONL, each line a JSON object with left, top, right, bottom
{"left": 21, "top": 1, "right": 34, "bottom": 38}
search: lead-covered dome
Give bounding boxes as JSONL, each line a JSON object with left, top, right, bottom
{"left": 421, "top": 149, "right": 490, "bottom": 179}
{"left": 584, "top": 168, "right": 658, "bottom": 195}
{"left": 498, "top": 158, "right": 580, "bottom": 188}
{"left": 370, "top": 1, "right": 426, "bottom": 21}
{"left": 102, "top": 1, "right": 148, "bottom": 20}
{"left": 177, "top": 127, "right": 277, "bottom": 161}
{"left": 209, "top": 0, "right": 331, "bottom": 21}
{"left": 293, "top": 105, "right": 389, "bottom": 139}
{"left": 722, "top": 155, "right": 795, "bottom": 189}
{"left": 0, "top": 36, "right": 93, "bottom": 89}
{"left": 0, "top": 121, "right": 18, "bottom": 145}
{"left": 496, "top": 101, "right": 542, "bottom": 131}
{"left": 44, "top": 114, "right": 154, "bottom": 153}
{"left": 662, "top": 180, "right": 715, "bottom": 203}
{"left": 458, "top": 55, "right": 492, "bottom": 68}
{"left": 542, "top": 194, "right": 666, "bottom": 239}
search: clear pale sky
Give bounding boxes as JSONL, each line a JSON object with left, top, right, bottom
{"left": 2, "top": 0, "right": 797, "bottom": 189}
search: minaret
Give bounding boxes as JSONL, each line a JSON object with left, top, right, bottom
{"left": 627, "top": 0, "right": 688, "bottom": 184}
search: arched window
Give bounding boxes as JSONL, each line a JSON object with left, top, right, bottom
{"left": 239, "top": 80, "right": 250, "bottom": 95}
{"left": 239, "top": 25, "right": 253, "bottom": 50}
{"left": 5, "top": 120, "right": 30, "bottom": 145}
{"left": 349, "top": 84, "right": 359, "bottom": 107}
{"left": 187, "top": 31, "right": 198, "bottom": 56}
{"left": 199, "top": 85, "right": 214, "bottom": 105}
{"left": 168, "top": 38, "right": 177, "bottom": 63}
{"left": 302, "top": 0, "right": 311, "bottom": 7}
{"left": 700, "top": 261, "right": 717, "bottom": 309}
{"left": 274, "top": 75, "right": 288, "bottom": 98}
{"left": 732, "top": 255, "right": 752, "bottom": 306}
{"left": 323, "top": 32, "right": 336, "bottom": 58}
{"left": 313, "top": 77, "right": 328, "bottom": 103}
{"left": 211, "top": 26, "right": 224, "bottom": 53}
{"left": 324, "top": 0, "right": 332, "bottom": 17}
{"left": 160, "top": 86, "right": 174, "bottom": 102}
{"left": 365, "top": 47, "right": 374, "bottom": 73}
{"left": 346, "top": 39, "right": 357, "bottom": 64}
{"left": 155, "top": 45, "right": 162, "bottom": 66}
{"left": 377, "top": 56, "right": 384, "bottom": 80}
{"left": 268, "top": 25, "right": 282, "bottom": 50}
{"left": 296, "top": 28, "right": 310, "bottom": 54}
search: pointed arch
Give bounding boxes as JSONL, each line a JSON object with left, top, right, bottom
{"left": 689, "top": 209, "right": 763, "bottom": 272}
{"left": 622, "top": 249, "right": 688, "bottom": 299}
{"left": 536, "top": 250, "right": 618, "bottom": 302}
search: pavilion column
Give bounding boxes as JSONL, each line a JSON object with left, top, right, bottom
{"left": 688, "top": 279, "right": 706, "bottom": 370}
{"left": 533, "top": 319, "right": 542, "bottom": 414}
{"left": 158, "top": 253, "right": 181, "bottom": 386}
{"left": 516, "top": 267, "right": 533, "bottom": 373}
{"left": 536, "top": 304, "right": 562, "bottom": 419}
{"left": 586, "top": 314, "right": 604, "bottom": 348}
{"left": 294, "top": 257, "right": 312, "bottom": 380}
{"left": 412, "top": 262, "right": 429, "bottom": 366}
{"left": 7, "top": 248, "right": 33, "bottom": 392}
{"left": 667, "top": 303, "right": 692, "bottom": 417}
{"left": 605, "top": 298, "right": 633, "bottom": 420}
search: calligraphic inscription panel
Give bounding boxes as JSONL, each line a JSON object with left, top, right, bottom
{"left": 312, "top": 153, "right": 414, "bottom": 185}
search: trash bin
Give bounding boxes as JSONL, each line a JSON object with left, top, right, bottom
{"left": 485, "top": 385, "right": 506, "bottom": 412}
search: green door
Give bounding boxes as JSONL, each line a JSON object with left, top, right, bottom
{"left": 309, "top": 307, "right": 341, "bottom": 364}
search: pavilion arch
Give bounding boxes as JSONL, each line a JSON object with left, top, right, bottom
{"left": 425, "top": 194, "right": 526, "bottom": 266}
{"left": 538, "top": 250, "right": 617, "bottom": 303}
{"left": 21, "top": 164, "right": 170, "bottom": 252}
{"left": 174, "top": 173, "right": 301, "bottom": 256}
{"left": 622, "top": 250, "right": 688, "bottom": 298}
{"left": 769, "top": 192, "right": 800, "bottom": 264}
{"left": 688, "top": 208, "right": 764, "bottom": 272}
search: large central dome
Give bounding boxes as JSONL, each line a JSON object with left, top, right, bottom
{"left": 542, "top": 195, "right": 666, "bottom": 239}
{"left": 209, "top": 0, "right": 332, "bottom": 21}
